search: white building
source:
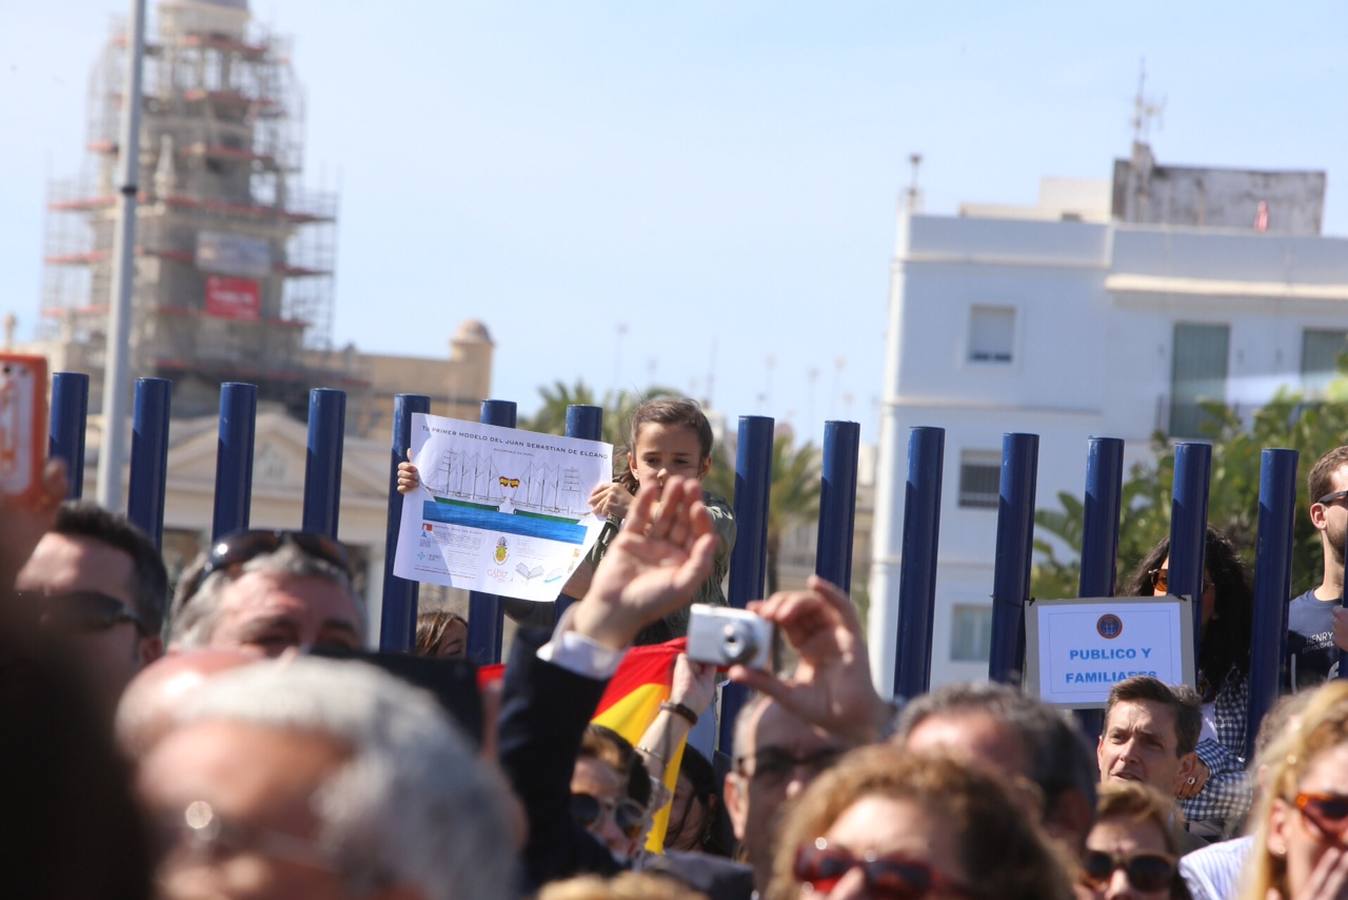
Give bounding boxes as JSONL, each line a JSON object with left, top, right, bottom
{"left": 869, "top": 145, "right": 1348, "bottom": 692}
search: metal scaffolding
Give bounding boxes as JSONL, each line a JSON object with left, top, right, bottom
{"left": 41, "top": 0, "right": 352, "bottom": 418}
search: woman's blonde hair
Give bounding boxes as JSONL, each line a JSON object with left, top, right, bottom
{"left": 765, "top": 746, "right": 1074, "bottom": 900}
{"left": 1239, "top": 680, "right": 1348, "bottom": 900}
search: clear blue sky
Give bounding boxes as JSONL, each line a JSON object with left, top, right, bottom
{"left": 4, "top": 1, "right": 1346, "bottom": 444}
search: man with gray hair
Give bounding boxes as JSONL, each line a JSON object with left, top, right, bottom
{"left": 138, "top": 654, "right": 517, "bottom": 900}
{"left": 896, "top": 681, "right": 1099, "bottom": 859}
{"left": 170, "top": 530, "right": 364, "bottom": 656}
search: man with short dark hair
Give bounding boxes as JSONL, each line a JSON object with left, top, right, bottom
{"left": 896, "top": 681, "right": 1099, "bottom": 859}
{"left": 17, "top": 502, "right": 168, "bottom": 710}
{"left": 1290, "top": 445, "right": 1348, "bottom": 686}
{"left": 1098, "top": 675, "right": 1203, "bottom": 794}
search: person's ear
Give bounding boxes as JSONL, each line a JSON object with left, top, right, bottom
{"left": 628, "top": 450, "right": 639, "bottom": 481}
{"left": 1311, "top": 501, "right": 1329, "bottom": 530}
{"left": 1267, "top": 797, "right": 1292, "bottom": 858}
{"left": 698, "top": 455, "right": 711, "bottom": 479}
{"left": 1174, "top": 752, "right": 1198, "bottom": 792}
{"left": 723, "top": 771, "right": 750, "bottom": 842}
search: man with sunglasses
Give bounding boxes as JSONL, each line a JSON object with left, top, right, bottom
{"left": 169, "top": 530, "right": 363, "bottom": 657}
{"left": 16, "top": 502, "right": 168, "bottom": 713}
{"left": 1289, "top": 446, "right": 1348, "bottom": 688}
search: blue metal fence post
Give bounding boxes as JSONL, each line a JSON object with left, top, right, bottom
{"left": 1249, "top": 449, "right": 1299, "bottom": 754}
{"left": 126, "top": 377, "right": 172, "bottom": 548}
{"left": 211, "top": 383, "right": 257, "bottom": 540}
{"left": 1079, "top": 438, "right": 1126, "bottom": 598}
{"left": 987, "top": 433, "right": 1039, "bottom": 683}
{"left": 1168, "top": 442, "right": 1213, "bottom": 664}
{"left": 893, "top": 426, "right": 945, "bottom": 699}
{"left": 717, "top": 416, "right": 776, "bottom": 761}
{"left": 1076, "top": 437, "right": 1125, "bottom": 735}
{"left": 302, "top": 388, "right": 347, "bottom": 539}
{"left": 467, "top": 399, "right": 517, "bottom": 666}
{"left": 379, "top": 393, "right": 430, "bottom": 652}
{"left": 554, "top": 404, "right": 606, "bottom": 623}
{"left": 815, "top": 420, "right": 861, "bottom": 592}
{"left": 49, "top": 372, "right": 90, "bottom": 500}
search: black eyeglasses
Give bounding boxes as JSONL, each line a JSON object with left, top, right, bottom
{"left": 21, "top": 590, "right": 147, "bottom": 636}
{"left": 794, "top": 838, "right": 971, "bottom": 899}
{"left": 1081, "top": 849, "right": 1176, "bottom": 892}
{"left": 569, "top": 793, "right": 647, "bottom": 839}
{"left": 1317, "top": 490, "right": 1348, "bottom": 507}
{"left": 734, "top": 745, "right": 845, "bottom": 783}
{"left": 179, "top": 530, "right": 352, "bottom": 603}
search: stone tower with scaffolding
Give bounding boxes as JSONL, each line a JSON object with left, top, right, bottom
{"left": 41, "top": 0, "right": 351, "bottom": 419}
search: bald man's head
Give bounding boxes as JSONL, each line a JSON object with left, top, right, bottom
{"left": 115, "top": 649, "right": 258, "bottom": 757}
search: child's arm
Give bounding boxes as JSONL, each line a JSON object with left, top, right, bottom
{"left": 561, "top": 483, "right": 632, "bottom": 597}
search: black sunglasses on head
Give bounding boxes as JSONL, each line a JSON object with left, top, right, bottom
{"left": 21, "top": 590, "right": 147, "bottom": 636}
{"left": 1317, "top": 490, "right": 1348, "bottom": 506}
{"left": 179, "top": 530, "right": 352, "bottom": 604}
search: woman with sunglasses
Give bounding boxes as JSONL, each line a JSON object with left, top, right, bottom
{"left": 1240, "top": 680, "right": 1348, "bottom": 900}
{"left": 1122, "top": 527, "right": 1254, "bottom": 836}
{"left": 1083, "top": 782, "right": 1190, "bottom": 899}
{"left": 766, "top": 745, "right": 1074, "bottom": 900}
{"left": 572, "top": 725, "right": 655, "bottom": 864}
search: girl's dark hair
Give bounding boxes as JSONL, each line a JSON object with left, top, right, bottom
{"left": 579, "top": 724, "right": 652, "bottom": 809}
{"left": 615, "top": 397, "right": 714, "bottom": 493}
{"left": 1121, "top": 526, "right": 1254, "bottom": 697}
{"left": 673, "top": 745, "right": 736, "bottom": 856}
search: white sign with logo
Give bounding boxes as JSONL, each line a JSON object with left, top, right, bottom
{"left": 1024, "top": 596, "right": 1196, "bottom": 709}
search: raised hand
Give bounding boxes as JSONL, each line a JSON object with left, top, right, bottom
{"left": 570, "top": 475, "right": 716, "bottom": 650}
{"left": 670, "top": 653, "right": 718, "bottom": 718}
{"left": 728, "top": 575, "right": 891, "bottom": 744}
{"left": 0, "top": 459, "right": 67, "bottom": 589}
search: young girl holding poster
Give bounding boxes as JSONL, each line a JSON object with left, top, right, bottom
{"left": 398, "top": 397, "right": 735, "bottom": 644}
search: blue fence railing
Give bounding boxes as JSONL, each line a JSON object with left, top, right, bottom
{"left": 44, "top": 371, "right": 1306, "bottom": 762}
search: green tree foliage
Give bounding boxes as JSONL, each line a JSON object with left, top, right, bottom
{"left": 521, "top": 379, "right": 682, "bottom": 462}
{"left": 705, "top": 434, "right": 821, "bottom": 593}
{"left": 1031, "top": 390, "right": 1348, "bottom": 600}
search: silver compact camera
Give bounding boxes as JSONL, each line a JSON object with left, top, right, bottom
{"left": 686, "top": 604, "right": 776, "bottom": 670}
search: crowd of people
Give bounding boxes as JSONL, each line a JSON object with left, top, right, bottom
{"left": 6, "top": 396, "right": 1348, "bottom": 900}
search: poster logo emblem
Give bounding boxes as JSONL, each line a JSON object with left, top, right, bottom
{"left": 1096, "top": 614, "right": 1123, "bottom": 640}
{"left": 494, "top": 537, "right": 509, "bottom": 564}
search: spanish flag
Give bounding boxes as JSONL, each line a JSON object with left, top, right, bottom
{"left": 477, "top": 638, "right": 691, "bottom": 852}
{"left": 591, "top": 638, "right": 687, "bottom": 854}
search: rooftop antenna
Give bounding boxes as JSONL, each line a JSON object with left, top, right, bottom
{"left": 906, "top": 152, "right": 924, "bottom": 212}
{"left": 1130, "top": 59, "right": 1165, "bottom": 146}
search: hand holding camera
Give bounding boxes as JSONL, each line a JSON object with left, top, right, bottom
{"left": 724, "top": 576, "right": 892, "bottom": 745}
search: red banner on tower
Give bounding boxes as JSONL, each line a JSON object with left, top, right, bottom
{"left": 204, "top": 276, "right": 261, "bottom": 320}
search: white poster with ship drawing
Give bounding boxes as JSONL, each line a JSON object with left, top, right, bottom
{"left": 393, "top": 413, "right": 613, "bottom": 601}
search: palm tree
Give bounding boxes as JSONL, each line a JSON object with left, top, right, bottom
{"left": 522, "top": 379, "right": 600, "bottom": 435}
{"left": 704, "top": 433, "right": 821, "bottom": 594}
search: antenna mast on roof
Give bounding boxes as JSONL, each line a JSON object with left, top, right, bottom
{"left": 1130, "top": 59, "right": 1165, "bottom": 146}
{"left": 906, "top": 152, "right": 923, "bottom": 212}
